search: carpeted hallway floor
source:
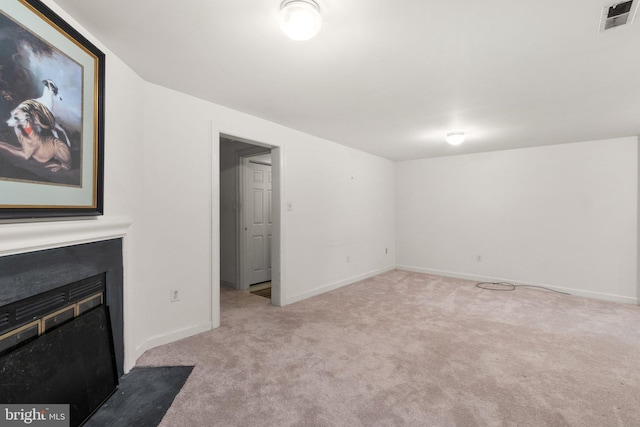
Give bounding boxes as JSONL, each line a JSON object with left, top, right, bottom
{"left": 136, "top": 270, "right": 640, "bottom": 426}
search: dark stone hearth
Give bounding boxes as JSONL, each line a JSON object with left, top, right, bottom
{"left": 85, "top": 366, "right": 194, "bottom": 427}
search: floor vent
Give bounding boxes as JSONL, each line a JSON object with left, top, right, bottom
{"left": 600, "top": 0, "right": 636, "bottom": 31}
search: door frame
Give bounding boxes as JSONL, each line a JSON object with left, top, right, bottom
{"left": 238, "top": 149, "right": 272, "bottom": 291}
{"left": 214, "top": 131, "right": 285, "bottom": 320}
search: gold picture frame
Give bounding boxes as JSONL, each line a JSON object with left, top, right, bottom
{"left": 0, "top": 0, "right": 104, "bottom": 219}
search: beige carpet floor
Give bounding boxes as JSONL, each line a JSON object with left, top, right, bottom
{"left": 137, "top": 270, "right": 640, "bottom": 426}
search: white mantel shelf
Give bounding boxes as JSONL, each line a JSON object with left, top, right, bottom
{"left": 0, "top": 216, "right": 133, "bottom": 257}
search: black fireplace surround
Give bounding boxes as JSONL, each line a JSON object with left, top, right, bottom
{"left": 0, "top": 239, "right": 124, "bottom": 376}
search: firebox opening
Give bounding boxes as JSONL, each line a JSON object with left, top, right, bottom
{"left": 0, "top": 272, "right": 119, "bottom": 427}
{"left": 0, "top": 291, "right": 104, "bottom": 355}
{"left": 0, "top": 274, "right": 107, "bottom": 355}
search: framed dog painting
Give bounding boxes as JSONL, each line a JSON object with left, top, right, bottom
{"left": 0, "top": 0, "right": 104, "bottom": 219}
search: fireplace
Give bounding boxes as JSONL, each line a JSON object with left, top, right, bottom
{"left": 0, "top": 239, "right": 124, "bottom": 426}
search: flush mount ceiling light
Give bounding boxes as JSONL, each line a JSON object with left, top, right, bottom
{"left": 279, "top": 0, "right": 322, "bottom": 41}
{"left": 446, "top": 132, "right": 465, "bottom": 146}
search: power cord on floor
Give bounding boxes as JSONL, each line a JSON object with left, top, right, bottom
{"left": 475, "top": 281, "right": 570, "bottom": 295}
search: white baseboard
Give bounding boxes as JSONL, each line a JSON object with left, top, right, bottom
{"left": 127, "top": 264, "right": 636, "bottom": 370}
{"left": 133, "top": 321, "right": 213, "bottom": 365}
{"left": 285, "top": 266, "right": 396, "bottom": 305}
{"left": 396, "top": 265, "right": 638, "bottom": 305}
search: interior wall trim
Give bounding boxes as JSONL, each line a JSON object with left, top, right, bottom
{"left": 396, "top": 265, "right": 638, "bottom": 305}
{"left": 133, "top": 321, "right": 213, "bottom": 363}
{"left": 0, "top": 216, "right": 132, "bottom": 256}
{"left": 285, "top": 266, "right": 396, "bottom": 306}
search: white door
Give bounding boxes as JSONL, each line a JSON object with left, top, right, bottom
{"left": 243, "top": 158, "right": 272, "bottom": 286}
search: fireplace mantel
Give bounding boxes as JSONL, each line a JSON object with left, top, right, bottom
{"left": 0, "top": 216, "right": 133, "bottom": 374}
{"left": 0, "top": 216, "right": 132, "bottom": 256}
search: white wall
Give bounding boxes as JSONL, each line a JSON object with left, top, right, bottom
{"left": 396, "top": 137, "right": 638, "bottom": 304}
{"left": 134, "top": 84, "right": 216, "bottom": 354}
{"left": 284, "top": 140, "right": 396, "bottom": 303}
{"left": 219, "top": 139, "right": 243, "bottom": 288}
{"left": 133, "top": 81, "right": 397, "bottom": 354}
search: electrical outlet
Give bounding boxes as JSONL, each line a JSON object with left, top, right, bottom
{"left": 170, "top": 289, "right": 180, "bottom": 302}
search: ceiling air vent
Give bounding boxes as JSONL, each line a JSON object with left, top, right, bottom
{"left": 600, "top": 0, "right": 637, "bottom": 31}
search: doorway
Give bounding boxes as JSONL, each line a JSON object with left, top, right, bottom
{"left": 219, "top": 135, "right": 282, "bottom": 305}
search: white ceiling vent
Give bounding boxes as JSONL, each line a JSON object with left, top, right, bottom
{"left": 600, "top": 0, "right": 637, "bottom": 31}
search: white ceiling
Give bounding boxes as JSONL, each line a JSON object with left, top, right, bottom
{"left": 53, "top": 0, "right": 640, "bottom": 161}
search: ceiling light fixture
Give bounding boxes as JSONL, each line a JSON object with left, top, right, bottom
{"left": 279, "top": 0, "right": 322, "bottom": 41}
{"left": 446, "top": 131, "right": 465, "bottom": 146}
